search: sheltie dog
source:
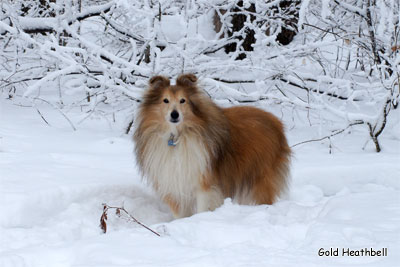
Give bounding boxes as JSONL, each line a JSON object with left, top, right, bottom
{"left": 134, "top": 74, "right": 291, "bottom": 218}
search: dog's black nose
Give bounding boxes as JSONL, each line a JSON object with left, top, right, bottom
{"left": 170, "top": 110, "right": 179, "bottom": 121}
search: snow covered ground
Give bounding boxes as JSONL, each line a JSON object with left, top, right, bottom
{"left": 1, "top": 97, "right": 399, "bottom": 267}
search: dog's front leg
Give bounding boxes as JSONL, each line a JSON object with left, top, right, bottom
{"left": 164, "top": 195, "right": 193, "bottom": 218}
{"left": 196, "top": 186, "right": 224, "bottom": 214}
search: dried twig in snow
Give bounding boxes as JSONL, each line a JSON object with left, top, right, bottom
{"left": 100, "top": 203, "right": 160, "bottom": 237}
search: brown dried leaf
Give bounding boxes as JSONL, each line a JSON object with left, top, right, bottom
{"left": 100, "top": 208, "right": 108, "bottom": 234}
{"left": 100, "top": 216, "right": 107, "bottom": 233}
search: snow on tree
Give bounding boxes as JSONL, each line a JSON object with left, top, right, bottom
{"left": 0, "top": 0, "right": 398, "bottom": 152}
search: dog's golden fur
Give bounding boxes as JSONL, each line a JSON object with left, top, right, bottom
{"left": 134, "top": 74, "right": 291, "bottom": 218}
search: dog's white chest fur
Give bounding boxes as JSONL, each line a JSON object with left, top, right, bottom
{"left": 141, "top": 131, "right": 209, "bottom": 214}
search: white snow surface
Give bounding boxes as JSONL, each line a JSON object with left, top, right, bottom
{"left": 1, "top": 98, "right": 399, "bottom": 267}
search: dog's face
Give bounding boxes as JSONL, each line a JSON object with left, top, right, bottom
{"left": 157, "top": 85, "right": 189, "bottom": 125}
{"left": 141, "top": 74, "right": 201, "bottom": 131}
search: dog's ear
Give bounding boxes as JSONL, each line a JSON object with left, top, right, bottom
{"left": 149, "top": 75, "right": 170, "bottom": 90}
{"left": 176, "top": 74, "right": 198, "bottom": 88}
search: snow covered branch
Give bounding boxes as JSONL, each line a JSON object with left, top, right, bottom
{"left": 1, "top": 0, "right": 399, "bottom": 152}
{"left": 1, "top": 1, "right": 116, "bottom": 34}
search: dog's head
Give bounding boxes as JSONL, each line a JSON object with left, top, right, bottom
{"left": 141, "top": 74, "right": 204, "bottom": 129}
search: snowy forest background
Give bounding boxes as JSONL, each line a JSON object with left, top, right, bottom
{"left": 1, "top": 1, "right": 400, "bottom": 267}
{"left": 1, "top": 0, "right": 399, "bottom": 151}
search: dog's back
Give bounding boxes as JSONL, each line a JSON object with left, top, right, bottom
{"left": 213, "top": 106, "right": 291, "bottom": 205}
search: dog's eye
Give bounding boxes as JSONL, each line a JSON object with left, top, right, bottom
{"left": 180, "top": 99, "right": 185, "bottom": 104}
{"left": 163, "top": 98, "right": 169, "bottom": 103}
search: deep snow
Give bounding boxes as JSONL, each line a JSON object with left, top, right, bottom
{"left": 0, "top": 98, "right": 399, "bottom": 267}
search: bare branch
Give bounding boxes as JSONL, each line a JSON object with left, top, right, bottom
{"left": 32, "top": 97, "right": 77, "bottom": 131}
{"left": 100, "top": 203, "right": 160, "bottom": 236}
{"left": 291, "top": 121, "right": 364, "bottom": 148}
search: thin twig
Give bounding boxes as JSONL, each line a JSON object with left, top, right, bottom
{"left": 32, "top": 97, "right": 77, "bottom": 131}
{"left": 291, "top": 121, "right": 364, "bottom": 148}
{"left": 35, "top": 107, "right": 51, "bottom": 126}
{"left": 125, "top": 119, "right": 134, "bottom": 134}
{"left": 100, "top": 203, "right": 160, "bottom": 237}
